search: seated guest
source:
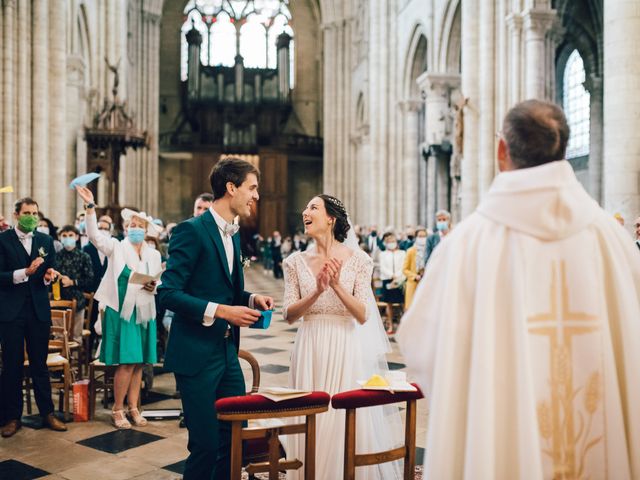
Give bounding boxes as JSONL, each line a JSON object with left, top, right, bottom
{"left": 54, "top": 225, "right": 94, "bottom": 343}
{"left": 403, "top": 227, "right": 428, "bottom": 309}
{"left": 76, "top": 186, "right": 162, "bottom": 429}
{"left": 379, "top": 232, "right": 406, "bottom": 304}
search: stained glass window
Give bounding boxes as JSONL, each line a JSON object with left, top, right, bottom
{"left": 181, "top": 0, "right": 294, "bottom": 88}
{"left": 563, "top": 50, "right": 590, "bottom": 159}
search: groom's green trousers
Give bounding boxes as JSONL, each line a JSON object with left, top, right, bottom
{"left": 175, "top": 335, "right": 245, "bottom": 480}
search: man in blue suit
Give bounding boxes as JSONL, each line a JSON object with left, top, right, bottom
{"left": 0, "top": 197, "right": 67, "bottom": 437}
{"left": 159, "top": 158, "right": 273, "bottom": 480}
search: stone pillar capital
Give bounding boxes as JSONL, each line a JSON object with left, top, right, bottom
{"left": 399, "top": 99, "right": 423, "bottom": 113}
{"left": 416, "top": 72, "right": 461, "bottom": 98}
{"left": 505, "top": 12, "right": 523, "bottom": 31}
{"left": 522, "top": 8, "right": 556, "bottom": 37}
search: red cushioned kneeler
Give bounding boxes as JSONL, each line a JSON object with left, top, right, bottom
{"left": 331, "top": 383, "right": 424, "bottom": 480}
{"left": 216, "top": 392, "right": 330, "bottom": 480}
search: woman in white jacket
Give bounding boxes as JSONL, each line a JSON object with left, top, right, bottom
{"left": 77, "top": 186, "right": 162, "bottom": 429}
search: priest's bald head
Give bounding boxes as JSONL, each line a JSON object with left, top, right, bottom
{"left": 497, "top": 99, "right": 570, "bottom": 171}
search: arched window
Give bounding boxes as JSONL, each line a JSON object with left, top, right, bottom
{"left": 562, "top": 49, "right": 590, "bottom": 159}
{"left": 180, "top": 0, "right": 294, "bottom": 87}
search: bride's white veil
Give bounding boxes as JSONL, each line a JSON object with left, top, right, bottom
{"left": 344, "top": 218, "right": 404, "bottom": 478}
{"left": 344, "top": 220, "right": 392, "bottom": 375}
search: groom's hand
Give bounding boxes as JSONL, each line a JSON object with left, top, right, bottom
{"left": 217, "top": 305, "right": 261, "bottom": 327}
{"left": 253, "top": 295, "right": 274, "bottom": 311}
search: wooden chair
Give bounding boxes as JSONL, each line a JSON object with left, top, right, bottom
{"left": 24, "top": 324, "right": 73, "bottom": 417}
{"left": 82, "top": 292, "right": 94, "bottom": 372}
{"left": 50, "top": 299, "right": 85, "bottom": 378}
{"left": 239, "top": 349, "right": 260, "bottom": 394}
{"left": 88, "top": 359, "right": 116, "bottom": 419}
{"left": 216, "top": 392, "right": 331, "bottom": 480}
{"left": 331, "top": 384, "right": 424, "bottom": 480}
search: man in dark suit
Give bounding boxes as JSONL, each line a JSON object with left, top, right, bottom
{"left": 0, "top": 197, "right": 67, "bottom": 437}
{"left": 159, "top": 158, "right": 274, "bottom": 480}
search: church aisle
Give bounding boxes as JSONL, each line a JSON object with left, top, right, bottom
{"left": 0, "top": 264, "right": 427, "bottom": 479}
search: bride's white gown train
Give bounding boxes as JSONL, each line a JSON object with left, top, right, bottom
{"left": 282, "top": 250, "right": 402, "bottom": 480}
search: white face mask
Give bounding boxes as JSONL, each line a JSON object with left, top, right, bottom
{"left": 36, "top": 226, "right": 50, "bottom": 235}
{"left": 414, "top": 237, "right": 427, "bottom": 247}
{"left": 146, "top": 242, "right": 157, "bottom": 250}
{"left": 385, "top": 242, "right": 397, "bottom": 251}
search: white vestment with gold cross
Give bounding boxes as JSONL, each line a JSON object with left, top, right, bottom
{"left": 398, "top": 160, "right": 640, "bottom": 480}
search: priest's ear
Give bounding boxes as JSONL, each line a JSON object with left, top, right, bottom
{"left": 497, "top": 137, "right": 515, "bottom": 172}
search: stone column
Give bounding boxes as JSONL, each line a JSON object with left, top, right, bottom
{"left": 400, "top": 100, "right": 422, "bottom": 226}
{"left": 2, "top": 0, "right": 16, "bottom": 212}
{"left": 603, "top": 0, "right": 640, "bottom": 222}
{"left": 522, "top": 8, "right": 555, "bottom": 99}
{"left": 31, "top": 0, "right": 50, "bottom": 209}
{"left": 17, "top": 0, "right": 31, "bottom": 197}
{"left": 49, "top": 0, "right": 68, "bottom": 224}
{"left": 506, "top": 13, "right": 522, "bottom": 105}
{"left": 322, "top": 23, "right": 337, "bottom": 196}
{"left": 460, "top": 0, "right": 480, "bottom": 217}
{"left": 585, "top": 75, "right": 603, "bottom": 203}
{"left": 478, "top": 0, "right": 496, "bottom": 197}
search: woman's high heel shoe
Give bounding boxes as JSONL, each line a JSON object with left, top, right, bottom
{"left": 111, "top": 409, "right": 132, "bottom": 429}
{"left": 127, "top": 407, "right": 148, "bottom": 427}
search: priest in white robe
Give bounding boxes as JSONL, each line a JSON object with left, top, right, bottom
{"left": 397, "top": 99, "right": 640, "bottom": 480}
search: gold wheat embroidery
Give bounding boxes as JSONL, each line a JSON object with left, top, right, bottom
{"left": 528, "top": 261, "right": 603, "bottom": 479}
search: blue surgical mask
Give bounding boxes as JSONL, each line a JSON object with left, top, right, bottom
{"left": 127, "top": 227, "right": 146, "bottom": 244}
{"left": 436, "top": 221, "right": 448, "bottom": 232}
{"left": 78, "top": 221, "right": 86, "bottom": 233}
{"left": 61, "top": 237, "right": 76, "bottom": 250}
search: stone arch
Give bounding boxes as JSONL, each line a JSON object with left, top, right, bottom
{"left": 403, "top": 26, "right": 428, "bottom": 100}
{"left": 438, "top": 0, "right": 461, "bottom": 73}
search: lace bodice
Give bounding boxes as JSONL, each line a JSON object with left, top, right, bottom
{"left": 282, "top": 249, "right": 373, "bottom": 318}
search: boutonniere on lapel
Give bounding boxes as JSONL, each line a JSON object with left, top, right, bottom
{"left": 241, "top": 255, "right": 251, "bottom": 270}
{"left": 38, "top": 247, "right": 48, "bottom": 258}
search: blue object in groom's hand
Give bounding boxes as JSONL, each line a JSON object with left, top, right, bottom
{"left": 250, "top": 309, "right": 272, "bottom": 329}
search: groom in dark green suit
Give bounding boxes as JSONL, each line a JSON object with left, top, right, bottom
{"left": 159, "top": 158, "right": 274, "bottom": 480}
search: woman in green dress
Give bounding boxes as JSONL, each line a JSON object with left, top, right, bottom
{"left": 76, "top": 186, "right": 163, "bottom": 429}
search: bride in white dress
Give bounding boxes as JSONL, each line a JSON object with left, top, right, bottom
{"left": 282, "top": 194, "right": 402, "bottom": 480}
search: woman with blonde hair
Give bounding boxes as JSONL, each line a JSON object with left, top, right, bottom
{"left": 76, "top": 186, "right": 162, "bottom": 429}
{"left": 402, "top": 227, "right": 428, "bottom": 309}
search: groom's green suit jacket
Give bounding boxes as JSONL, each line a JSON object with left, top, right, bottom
{"left": 158, "top": 210, "right": 251, "bottom": 376}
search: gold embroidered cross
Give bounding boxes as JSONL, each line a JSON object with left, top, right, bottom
{"left": 527, "top": 261, "right": 600, "bottom": 479}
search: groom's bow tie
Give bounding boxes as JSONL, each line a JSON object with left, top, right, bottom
{"left": 222, "top": 223, "right": 240, "bottom": 237}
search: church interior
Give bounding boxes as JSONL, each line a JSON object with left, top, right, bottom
{"left": 1, "top": 0, "right": 639, "bottom": 478}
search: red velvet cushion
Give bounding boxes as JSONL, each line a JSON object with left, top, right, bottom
{"left": 216, "top": 392, "right": 331, "bottom": 414}
{"left": 331, "top": 384, "right": 424, "bottom": 409}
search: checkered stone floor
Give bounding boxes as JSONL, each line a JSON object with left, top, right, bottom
{"left": 0, "top": 264, "right": 428, "bottom": 479}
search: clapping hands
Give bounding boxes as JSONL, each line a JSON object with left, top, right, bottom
{"left": 315, "top": 258, "right": 343, "bottom": 294}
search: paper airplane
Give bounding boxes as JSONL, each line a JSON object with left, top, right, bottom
{"left": 69, "top": 172, "right": 101, "bottom": 190}
{"left": 0, "top": 185, "right": 14, "bottom": 193}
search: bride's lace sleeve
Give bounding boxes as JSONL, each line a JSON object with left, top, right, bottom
{"left": 353, "top": 252, "right": 374, "bottom": 307}
{"left": 282, "top": 255, "right": 301, "bottom": 321}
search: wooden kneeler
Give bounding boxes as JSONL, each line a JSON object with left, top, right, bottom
{"left": 216, "top": 392, "right": 331, "bottom": 480}
{"left": 331, "top": 384, "right": 424, "bottom": 480}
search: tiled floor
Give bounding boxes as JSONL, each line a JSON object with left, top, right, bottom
{"left": 0, "top": 264, "right": 428, "bottom": 479}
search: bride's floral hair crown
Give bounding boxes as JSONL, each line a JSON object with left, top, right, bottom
{"left": 322, "top": 195, "right": 346, "bottom": 212}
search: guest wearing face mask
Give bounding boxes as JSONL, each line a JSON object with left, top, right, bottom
{"left": 402, "top": 227, "right": 428, "bottom": 310}
{"left": 53, "top": 226, "right": 94, "bottom": 343}
{"left": 76, "top": 186, "right": 162, "bottom": 430}
{"left": 379, "top": 232, "right": 406, "bottom": 306}
{"left": 425, "top": 210, "right": 452, "bottom": 265}
{"left": 37, "top": 217, "right": 62, "bottom": 253}
{"left": 271, "top": 231, "right": 284, "bottom": 279}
